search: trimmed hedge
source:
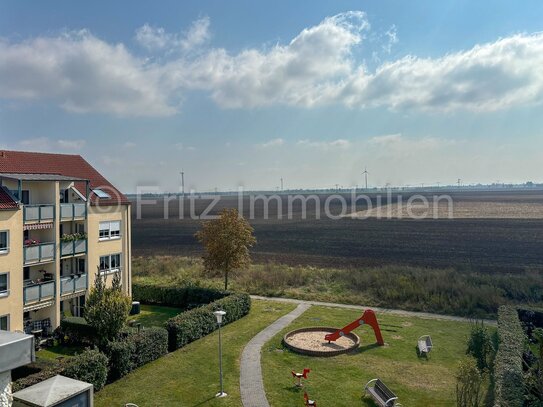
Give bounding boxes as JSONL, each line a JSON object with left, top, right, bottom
{"left": 132, "top": 283, "right": 230, "bottom": 308}
{"left": 494, "top": 306, "right": 525, "bottom": 407}
{"left": 166, "top": 293, "right": 251, "bottom": 351}
{"left": 63, "top": 348, "right": 109, "bottom": 391}
{"left": 12, "top": 360, "right": 65, "bottom": 393}
{"left": 105, "top": 328, "right": 168, "bottom": 381}
{"left": 58, "top": 317, "right": 97, "bottom": 345}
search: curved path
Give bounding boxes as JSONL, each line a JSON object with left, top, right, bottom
{"left": 250, "top": 295, "right": 497, "bottom": 325}
{"left": 240, "top": 303, "right": 311, "bottom": 407}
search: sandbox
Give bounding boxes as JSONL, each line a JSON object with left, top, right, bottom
{"left": 283, "top": 327, "right": 360, "bottom": 357}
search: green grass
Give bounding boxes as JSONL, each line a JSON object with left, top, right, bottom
{"left": 36, "top": 344, "right": 84, "bottom": 360}
{"left": 95, "top": 300, "right": 297, "bottom": 407}
{"left": 130, "top": 304, "right": 184, "bottom": 328}
{"left": 262, "top": 306, "right": 485, "bottom": 406}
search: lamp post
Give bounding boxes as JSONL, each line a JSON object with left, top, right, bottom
{"left": 213, "top": 310, "right": 227, "bottom": 398}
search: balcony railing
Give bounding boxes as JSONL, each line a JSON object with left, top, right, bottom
{"left": 23, "top": 205, "right": 55, "bottom": 224}
{"left": 60, "top": 273, "right": 88, "bottom": 296}
{"left": 23, "top": 281, "right": 55, "bottom": 305}
{"left": 60, "top": 203, "right": 87, "bottom": 221}
{"left": 60, "top": 239, "right": 87, "bottom": 257}
{"left": 23, "top": 243, "right": 55, "bottom": 265}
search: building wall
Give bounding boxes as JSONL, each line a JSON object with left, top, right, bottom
{"left": 0, "top": 209, "right": 24, "bottom": 331}
{"left": 87, "top": 204, "right": 131, "bottom": 295}
{"left": 0, "top": 179, "right": 132, "bottom": 332}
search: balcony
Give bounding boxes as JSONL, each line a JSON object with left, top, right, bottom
{"left": 60, "top": 239, "right": 87, "bottom": 257}
{"left": 23, "top": 205, "right": 55, "bottom": 224}
{"left": 60, "top": 273, "right": 88, "bottom": 296}
{"left": 60, "top": 203, "right": 87, "bottom": 221}
{"left": 23, "top": 243, "right": 55, "bottom": 265}
{"left": 23, "top": 281, "right": 55, "bottom": 306}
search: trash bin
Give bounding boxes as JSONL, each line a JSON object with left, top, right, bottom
{"left": 130, "top": 301, "right": 141, "bottom": 315}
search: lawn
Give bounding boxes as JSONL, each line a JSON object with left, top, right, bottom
{"left": 36, "top": 344, "right": 84, "bottom": 360}
{"left": 262, "top": 306, "right": 482, "bottom": 406}
{"left": 95, "top": 300, "right": 297, "bottom": 407}
{"left": 130, "top": 304, "right": 184, "bottom": 328}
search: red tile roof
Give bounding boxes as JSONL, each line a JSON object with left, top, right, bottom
{"left": 0, "top": 187, "right": 18, "bottom": 210}
{"left": 0, "top": 150, "right": 130, "bottom": 206}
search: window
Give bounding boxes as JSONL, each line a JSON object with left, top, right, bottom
{"left": 99, "top": 221, "right": 121, "bottom": 240}
{"left": 99, "top": 254, "right": 121, "bottom": 274}
{"left": 0, "top": 315, "right": 8, "bottom": 331}
{"left": 24, "top": 267, "right": 30, "bottom": 281}
{"left": 99, "top": 255, "right": 110, "bottom": 272}
{"left": 93, "top": 189, "right": 111, "bottom": 199}
{"left": 0, "top": 273, "right": 8, "bottom": 297}
{"left": 110, "top": 254, "right": 121, "bottom": 271}
{"left": 0, "top": 231, "right": 8, "bottom": 254}
{"left": 21, "top": 190, "right": 30, "bottom": 205}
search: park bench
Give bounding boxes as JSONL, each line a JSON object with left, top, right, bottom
{"left": 417, "top": 335, "right": 433, "bottom": 357}
{"left": 364, "top": 379, "right": 398, "bottom": 407}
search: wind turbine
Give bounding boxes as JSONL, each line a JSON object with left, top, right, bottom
{"left": 179, "top": 170, "right": 185, "bottom": 197}
{"left": 362, "top": 167, "right": 369, "bottom": 190}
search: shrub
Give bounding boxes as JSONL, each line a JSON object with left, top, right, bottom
{"left": 104, "top": 338, "right": 134, "bottom": 381}
{"left": 58, "top": 317, "right": 97, "bottom": 345}
{"left": 130, "top": 327, "right": 168, "bottom": 368}
{"left": 12, "top": 360, "right": 65, "bottom": 392}
{"left": 166, "top": 293, "right": 251, "bottom": 351}
{"left": 132, "top": 283, "right": 229, "bottom": 308}
{"left": 466, "top": 321, "right": 494, "bottom": 372}
{"left": 85, "top": 271, "right": 131, "bottom": 345}
{"left": 104, "top": 328, "right": 168, "bottom": 382}
{"left": 63, "top": 348, "right": 108, "bottom": 391}
{"left": 456, "top": 356, "right": 486, "bottom": 407}
{"left": 494, "top": 306, "right": 526, "bottom": 407}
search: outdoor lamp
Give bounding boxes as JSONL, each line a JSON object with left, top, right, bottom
{"left": 213, "top": 310, "right": 227, "bottom": 398}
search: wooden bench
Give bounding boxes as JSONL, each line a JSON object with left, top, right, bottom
{"left": 417, "top": 335, "right": 433, "bottom": 357}
{"left": 364, "top": 379, "right": 398, "bottom": 407}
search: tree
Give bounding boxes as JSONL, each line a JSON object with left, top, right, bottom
{"left": 195, "top": 208, "right": 256, "bottom": 290}
{"left": 84, "top": 269, "right": 131, "bottom": 345}
{"left": 456, "top": 356, "right": 487, "bottom": 407}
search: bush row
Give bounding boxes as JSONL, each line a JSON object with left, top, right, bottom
{"left": 58, "top": 317, "right": 97, "bottom": 345}
{"left": 166, "top": 293, "right": 251, "bottom": 351}
{"left": 12, "top": 360, "right": 66, "bottom": 393}
{"left": 493, "top": 306, "right": 526, "bottom": 407}
{"left": 104, "top": 328, "right": 168, "bottom": 381}
{"left": 132, "top": 282, "right": 230, "bottom": 308}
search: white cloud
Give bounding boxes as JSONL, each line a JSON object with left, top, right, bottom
{"left": 297, "top": 139, "right": 351, "bottom": 149}
{"left": 57, "top": 139, "right": 86, "bottom": 150}
{"left": 135, "top": 17, "right": 210, "bottom": 52}
{"left": 19, "top": 137, "right": 51, "bottom": 151}
{"left": 2, "top": 13, "right": 543, "bottom": 116}
{"left": 0, "top": 30, "right": 174, "bottom": 117}
{"left": 175, "top": 142, "right": 196, "bottom": 151}
{"left": 258, "top": 138, "right": 285, "bottom": 148}
{"left": 123, "top": 141, "right": 137, "bottom": 148}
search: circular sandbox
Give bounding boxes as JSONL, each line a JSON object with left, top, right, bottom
{"left": 283, "top": 327, "right": 360, "bottom": 357}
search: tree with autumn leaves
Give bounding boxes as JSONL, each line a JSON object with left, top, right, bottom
{"left": 195, "top": 208, "right": 256, "bottom": 290}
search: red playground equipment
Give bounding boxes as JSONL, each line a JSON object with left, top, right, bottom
{"left": 324, "top": 309, "right": 385, "bottom": 346}
{"left": 291, "top": 368, "right": 311, "bottom": 387}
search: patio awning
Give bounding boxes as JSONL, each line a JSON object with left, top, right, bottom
{"left": 24, "top": 222, "right": 54, "bottom": 231}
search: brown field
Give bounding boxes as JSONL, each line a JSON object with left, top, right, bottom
{"left": 131, "top": 189, "right": 543, "bottom": 271}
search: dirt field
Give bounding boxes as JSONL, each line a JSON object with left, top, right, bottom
{"left": 131, "top": 189, "right": 543, "bottom": 271}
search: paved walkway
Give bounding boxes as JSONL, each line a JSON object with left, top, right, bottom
{"left": 240, "top": 303, "right": 311, "bottom": 407}
{"left": 250, "top": 295, "right": 497, "bottom": 325}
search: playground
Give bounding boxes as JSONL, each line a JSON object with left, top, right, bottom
{"left": 263, "top": 305, "right": 475, "bottom": 406}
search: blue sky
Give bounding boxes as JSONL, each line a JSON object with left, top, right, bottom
{"left": 1, "top": 1, "right": 542, "bottom": 192}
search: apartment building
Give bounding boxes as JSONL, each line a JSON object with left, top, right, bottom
{"left": 0, "top": 150, "right": 131, "bottom": 333}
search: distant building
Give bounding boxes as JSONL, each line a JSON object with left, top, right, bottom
{"left": 0, "top": 150, "right": 131, "bottom": 332}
